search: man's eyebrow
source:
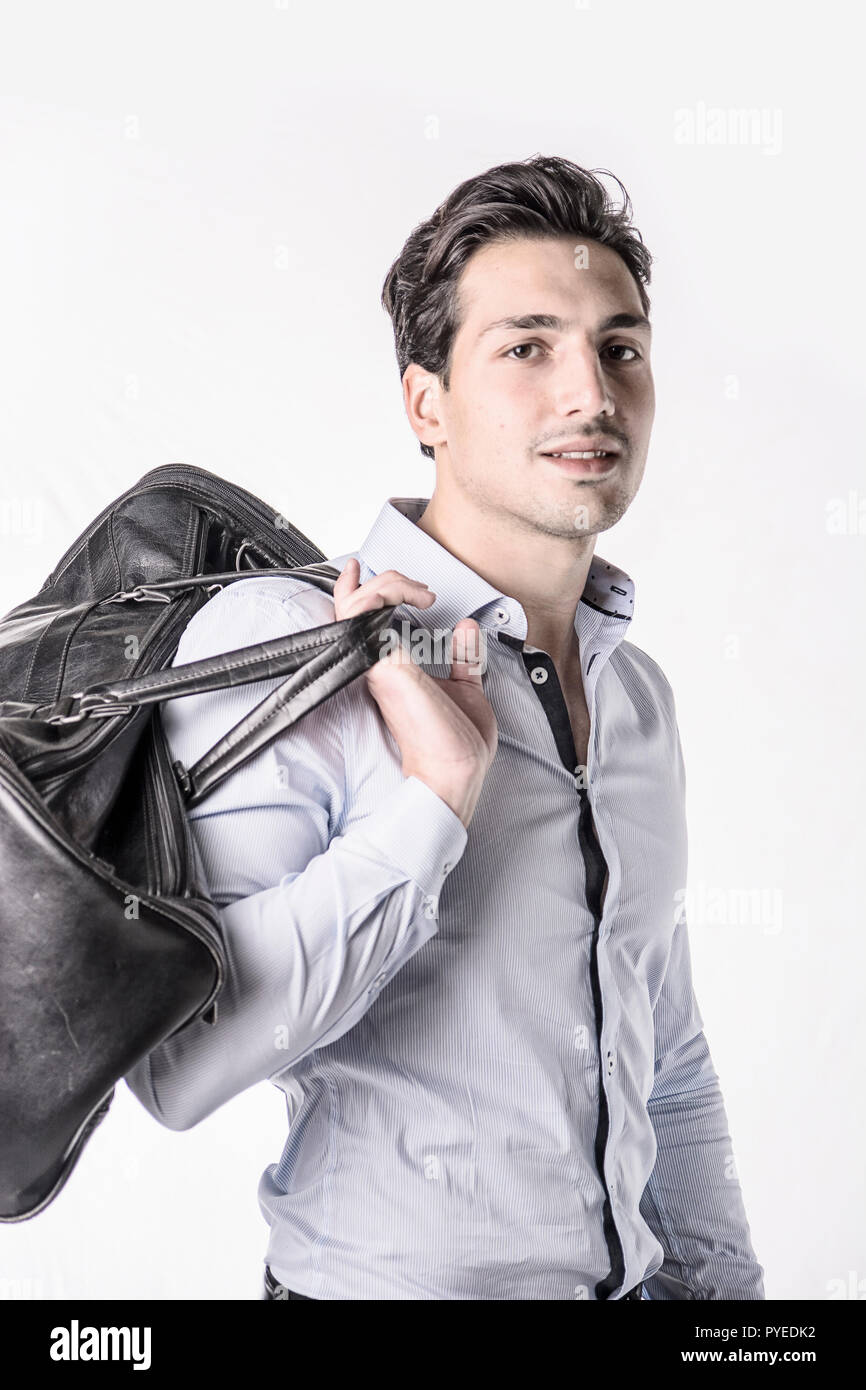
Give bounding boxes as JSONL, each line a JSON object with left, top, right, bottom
{"left": 476, "top": 311, "right": 652, "bottom": 340}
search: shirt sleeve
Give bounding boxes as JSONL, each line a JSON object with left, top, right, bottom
{"left": 123, "top": 578, "right": 468, "bottom": 1132}
{"left": 638, "top": 906, "right": 766, "bottom": 1301}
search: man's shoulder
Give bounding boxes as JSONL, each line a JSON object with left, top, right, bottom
{"left": 615, "top": 638, "right": 673, "bottom": 690}
{"left": 611, "top": 638, "right": 679, "bottom": 720}
{"left": 218, "top": 572, "right": 339, "bottom": 623}
{"left": 180, "top": 564, "right": 352, "bottom": 647}
{"left": 163, "top": 565, "right": 355, "bottom": 765}
{"left": 218, "top": 550, "right": 365, "bottom": 626}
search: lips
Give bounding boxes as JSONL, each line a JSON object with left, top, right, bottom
{"left": 544, "top": 452, "right": 618, "bottom": 476}
{"left": 539, "top": 438, "right": 621, "bottom": 458}
{"left": 542, "top": 450, "right": 615, "bottom": 459}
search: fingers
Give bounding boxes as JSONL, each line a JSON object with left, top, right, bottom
{"left": 448, "top": 618, "right": 485, "bottom": 684}
{"left": 332, "top": 557, "right": 361, "bottom": 616}
{"left": 332, "top": 568, "right": 484, "bottom": 687}
{"left": 333, "top": 559, "right": 436, "bottom": 622}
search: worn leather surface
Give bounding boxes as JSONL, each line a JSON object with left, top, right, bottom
{"left": 0, "top": 463, "right": 394, "bottom": 1221}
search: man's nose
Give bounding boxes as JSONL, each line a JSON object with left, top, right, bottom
{"left": 551, "top": 346, "right": 614, "bottom": 416}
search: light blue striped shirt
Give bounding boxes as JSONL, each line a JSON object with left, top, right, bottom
{"left": 124, "top": 495, "right": 765, "bottom": 1301}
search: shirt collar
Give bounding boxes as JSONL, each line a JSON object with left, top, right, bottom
{"left": 355, "top": 497, "right": 635, "bottom": 654}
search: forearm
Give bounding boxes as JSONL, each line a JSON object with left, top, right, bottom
{"left": 124, "top": 775, "right": 466, "bottom": 1130}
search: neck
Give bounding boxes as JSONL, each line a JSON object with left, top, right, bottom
{"left": 415, "top": 480, "right": 596, "bottom": 670}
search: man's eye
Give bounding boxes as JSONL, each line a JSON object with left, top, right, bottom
{"left": 504, "top": 341, "right": 642, "bottom": 362}
{"left": 603, "top": 343, "right": 640, "bottom": 362}
{"left": 504, "top": 342, "right": 544, "bottom": 360}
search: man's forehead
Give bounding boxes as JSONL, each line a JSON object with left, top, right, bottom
{"left": 456, "top": 238, "right": 646, "bottom": 334}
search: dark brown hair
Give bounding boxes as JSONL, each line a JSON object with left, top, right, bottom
{"left": 381, "top": 155, "right": 652, "bottom": 460}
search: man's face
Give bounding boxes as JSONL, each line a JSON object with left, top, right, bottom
{"left": 418, "top": 233, "right": 654, "bottom": 539}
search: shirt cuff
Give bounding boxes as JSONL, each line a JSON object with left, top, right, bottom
{"left": 344, "top": 774, "right": 468, "bottom": 897}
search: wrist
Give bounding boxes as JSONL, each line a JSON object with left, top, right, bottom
{"left": 405, "top": 768, "right": 483, "bottom": 829}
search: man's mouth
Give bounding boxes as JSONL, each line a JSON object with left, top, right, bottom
{"left": 540, "top": 449, "right": 620, "bottom": 477}
{"left": 542, "top": 450, "right": 615, "bottom": 460}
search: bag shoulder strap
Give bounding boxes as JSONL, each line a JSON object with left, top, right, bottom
{"left": 36, "top": 566, "right": 344, "bottom": 718}
{"left": 28, "top": 561, "right": 426, "bottom": 807}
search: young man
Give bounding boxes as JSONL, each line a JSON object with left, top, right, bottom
{"left": 125, "top": 155, "right": 765, "bottom": 1301}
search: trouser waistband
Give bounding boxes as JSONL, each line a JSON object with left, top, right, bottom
{"left": 264, "top": 1265, "right": 643, "bottom": 1301}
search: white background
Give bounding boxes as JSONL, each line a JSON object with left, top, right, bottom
{"left": 0, "top": 0, "right": 863, "bottom": 1300}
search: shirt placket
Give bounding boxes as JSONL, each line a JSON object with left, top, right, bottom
{"left": 502, "top": 629, "right": 628, "bottom": 1301}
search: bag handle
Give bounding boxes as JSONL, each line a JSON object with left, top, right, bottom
{"left": 27, "top": 560, "right": 428, "bottom": 808}
{"left": 33, "top": 565, "right": 350, "bottom": 719}
{"left": 30, "top": 560, "right": 424, "bottom": 808}
{"left": 177, "top": 594, "right": 402, "bottom": 806}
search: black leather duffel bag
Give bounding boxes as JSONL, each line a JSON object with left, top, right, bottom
{"left": 0, "top": 462, "right": 399, "bottom": 1221}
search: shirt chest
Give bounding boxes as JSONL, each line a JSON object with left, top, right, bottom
{"left": 519, "top": 642, "right": 592, "bottom": 774}
{"left": 563, "top": 684, "right": 591, "bottom": 772}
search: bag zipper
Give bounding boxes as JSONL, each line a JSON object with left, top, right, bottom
{"left": 21, "top": 464, "right": 335, "bottom": 779}
{"left": 41, "top": 463, "right": 324, "bottom": 591}
{"left": 143, "top": 705, "right": 190, "bottom": 899}
{"left": 20, "top": 583, "right": 199, "bottom": 785}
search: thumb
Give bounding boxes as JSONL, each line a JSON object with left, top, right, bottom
{"left": 449, "top": 618, "right": 486, "bottom": 682}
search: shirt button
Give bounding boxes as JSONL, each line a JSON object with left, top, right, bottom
{"left": 442, "top": 862, "right": 453, "bottom": 875}
{"left": 373, "top": 972, "right": 387, "bottom": 989}
{"left": 530, "top": 666, "right": 548, "bottom": 684}
{"left": 423, "top": 895, "right": 438, "bottom": 918}
{"left": 494, "top": 607, "right": 509, "bottom": 624}
{"left": 607, "top": 1050, "right": 616, "bottom": 1073}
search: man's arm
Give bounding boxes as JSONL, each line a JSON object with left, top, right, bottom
{"left": 123, "top": 578, "right": 467, "bottom": 1131}
{"left": 638, "top": 903, "right": 765, "bottom": 1299}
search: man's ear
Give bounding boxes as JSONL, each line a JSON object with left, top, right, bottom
{"left": 402, "top": 362, "right": 447, "bottom": 453}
